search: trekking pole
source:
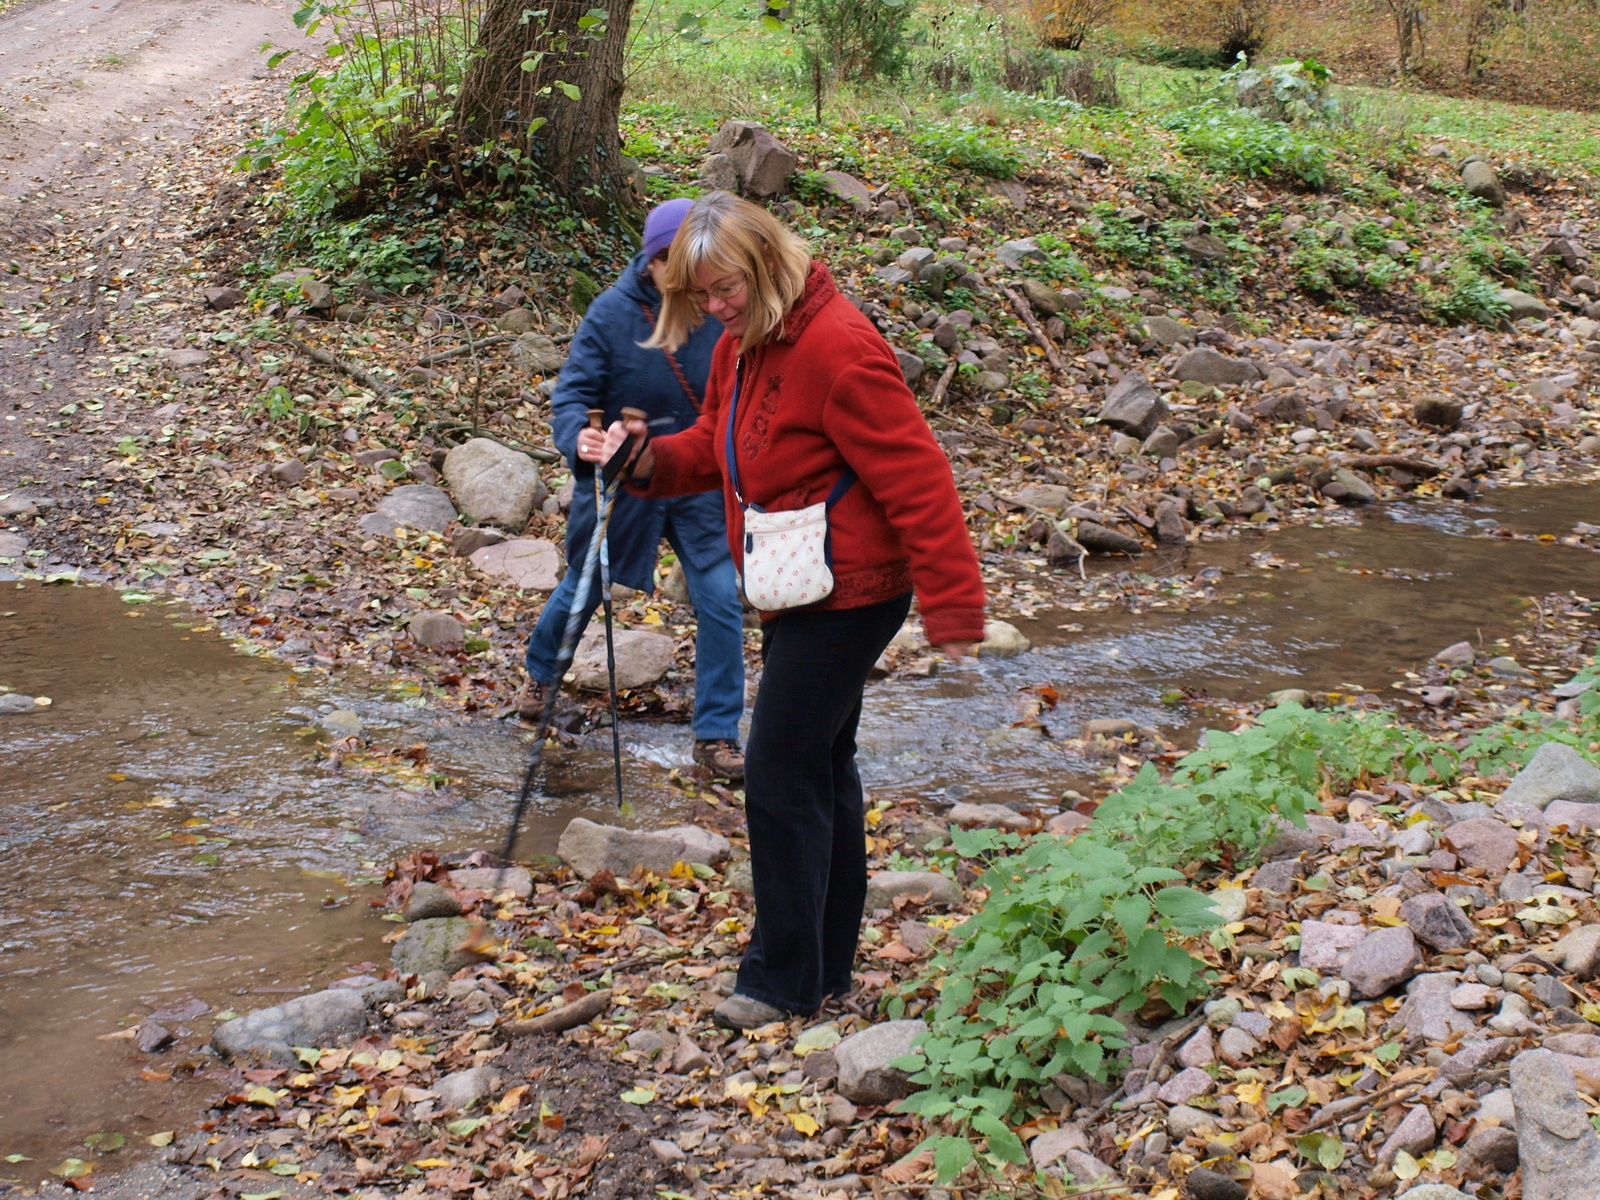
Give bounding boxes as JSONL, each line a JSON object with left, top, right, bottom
{"left": 499, "top": 428, "right": 642, "bottom": 869}
{"left": 590, "top": 409, "right": 626, "bottom": 812}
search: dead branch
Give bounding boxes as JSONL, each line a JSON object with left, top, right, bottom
{"left": 999, "top": 283, "right": 1066, "bottom": 373}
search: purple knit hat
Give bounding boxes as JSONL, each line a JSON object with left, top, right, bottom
{"left": 642, "top": 197, "right": 694, "bottom": 262}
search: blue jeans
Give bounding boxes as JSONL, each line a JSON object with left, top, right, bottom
{"left": 522, "top": 522, "right": 746, "bottom": 742}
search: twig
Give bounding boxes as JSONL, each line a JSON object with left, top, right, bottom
{"left": 999, "top": 283, "right": 1066, "bottom": 373}
{"left": 502, "top": 987, "right": 613, "bottom": 1036}
{"left": 420, "top": 333, "right": 513, "bottom": 366}
{"left": 289, "top": 336, "right": 395, "bottom": 398}
{"left": 1304, "top": 1078, "right": 1426, "bottom": 1132}
{"left": 426, "top": 422, "right": 560, "bottom": 462}
{"left": 929, "top": 359, "right": 959, "bottom": 408}
{"left": 1333, "top": 453, "right": 1445, "bottom": 477}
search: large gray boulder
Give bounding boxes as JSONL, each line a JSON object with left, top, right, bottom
{"left": 557, "top": 818, "right": 730, "bottom": 880}
{"left": 1511, "top": 1049, "right": 1600, "bottom": 1200}
{"left": 443, "top": 438, "right": 544, "bottom": 532}
{"left": 834, "top": 1019, "right": 926, "bottom": 1105}
{"left": 391, "top": 917, "right": 486, "bottom": 977}
{"left": 1499, "top": 742, "right": 1600, "bottom": 809}
{"left": 212, "top": 988, "right": 367, "bottom": 1065}
{"left": 1097, "top": 373, "right": 1168, "bottom": 440}
{"left": 570, "top": 627, "right": 675, "bottom": 690}
{"left": 358, "top": 484, "right": 458, "bottom": 538}
{"left": 1174, "top": 346, "right": 1263, "bottom": 386}
{"left": 706, "top": 121, "right": 796, "bottom": 198}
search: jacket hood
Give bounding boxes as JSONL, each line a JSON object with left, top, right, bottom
{"left": 617, "top": 249, "right": 660, "bottom": 306}
{"left": 777, "top": 261, "right": 837, "bottom": 344}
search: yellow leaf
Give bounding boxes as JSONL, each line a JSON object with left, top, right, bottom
{"left": 1392, "top": 1150, "right": 1421, "bottom": 1181}
{"left": 640, "top": 610, "right": 664, "bottom": 625}
{"left": 147, "top": 1132, "right": 174, "bottom": 1148}
{"left": 412, "top": 1158, "right": 452, "bottom": 1169}
{"left": 714, "top": 917, "right": 743, "bottom": 935}
{"left": 1371, "top": 915, "right": 1405, "bottom": 926}
{"left": 789, "top": 1112, "right": 820, "bottom": 1136}
{"left": 331, "top": 1085, "right": 367, "bottom": 1109}
{"left": 748, "top": 1098, "right": 768, "bottom": 1119}
{"left": 1235, "top": 1081, "right": 1265, "bottom": 1105}
{"left": 243, "top": 1086, "right": 280, "bottom": 1107}
{"left": 494, "top": 1085, "right": 528, "bottom": 1114}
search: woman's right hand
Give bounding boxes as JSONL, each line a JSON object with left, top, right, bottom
{"left": 580, "top": 416, "right": 654, "bottom": 477}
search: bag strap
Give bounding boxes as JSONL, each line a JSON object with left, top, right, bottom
{"left": 724, "top": 357, "right": 856, "bottom": 514}
{"left": 638, "top": 300, "right": 702, "bottom": 413}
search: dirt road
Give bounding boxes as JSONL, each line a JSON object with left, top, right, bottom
{"left": 0, "top": 0, "right": 297, "bottom": 499}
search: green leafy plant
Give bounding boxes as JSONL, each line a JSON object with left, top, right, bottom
{"left": 912, "top": 122, "right": 1024, "bottom": 179}
{"left": 1161, "top": 101, "right": 1334, "bottom": 188}
{"left": 1424, "top": 261, "right": 1511, "bottom": 327}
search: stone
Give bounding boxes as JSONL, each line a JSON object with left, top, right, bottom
{"left": 408, "top": 610, "right": 465, "bottom": 650}
{"left": 1177, "top": 1026, "right": 1216, "bottom": 1068}
{"left": 510, "top": 333, "right": 567, "bottom": 373}
{"left": 1181, "top": 233, "right": 1231, "bottom": 263}
{"left": 834, "top": 1019, "right": 926, "bottom": 1105}
{"left": 1046, "top": 811, "right": 1091, "bottom": 838}
{"left": 361, "top": 484, "right": 457, "bottom": 537}
{"left": 443, "top": 438, "right": 543, "bottom": 531}
{"left": 1444, "top": 817, "right": 1521, "bottom": 873}
{"left": 0, "top": 532, "right": 26, "bottom": 559}
{"left": 1500, "top": 742, "right": 1600, "bottom": 809}
{"left": 1299, "top": 920, "right": 1369, "bottom": 971}
{"left": 1187, "top": 1167, "right": 1247, "bottom": 1200}
{"left": 212, "top": 988, "right": 368, "bottom": 1065}
{"left": 706, "top": 121, "right": 797, "bottom": 197}
{"left": 996, "top": 238, "right": 1045, "bottom": 269}
{"left": 1143, "top": 426, "right": 1181, "bottom": 458}
{"left": 1330, "top": 468, "right": 1378, "bottom": 504}
{"left": 1253, "top": 859, "right": 1304, "bottom": 893}
{"left": 1402, "top": 893, "right": 1477, "bottom": 951}
{"left": 1545, "top": 801, "right": 1600, "bottom": 834}
{"left": 1166, "top": 1105, "right": 1217, "bottom": 1139}
{"left": 405, "top": 882, "right": 462, "bottom": 921}
{"left": 820, "top": 169, "right": 871, "bottom": 204}
{"left": 497, "top": 308, "right": 537, "bottom": 335}
{"left": 894, "top": 348, "right": 925, "bottom": 386}
{"left": 650, "top": 1139, "right": 686, "bottom": 1166}
{"left": 1462, "top": 160, "right": 1507, "bottom": 207}
{"left": 1414, "top": 395, "right": 1463, "bottom": 428}
{"left": 947, "top": 802, "right": 1030, "bottom": 831}
{"left": 1204, "top": 997, "right": 1244, "bottom": 1028}
{"left": 1083, "top": 717, "right": 1139, "bottom": 739}
{"left": 1439, "top": 1039, "right": 1516, "bottom": 1083}
{"left": 674, "top": 1035, "right": 713, "bottom": 1075}
{"left": 449, "top": 867, "right": 534, "bottom": 897}
{"left": 1461, "top": 1125, "right": 1520, "bottom": 1174}
{"left": 1030, "top": 1124, "right": 1089, "bottom": 1169}
{"left": 570, "top": 627, "right": 675, "bottom": 690}
{"left": 1378, "top": 1105, "right": 1437, "bottom": 1167}
{"left": 1154, "top": 499, "right": 1187, "bottom": 544}
{"left": 203, "top": 286, "right": 246, "bottom": 310}
{"left": 391, "top": 917, "right": 487, "bottom": 977}
{"left": 1394, "top": 1187, "right": 1475, "bottom": 1200}
{"left": 1538, "top": 926, "right": 1600, "bottom": 979}
{"left": 451, "top": 526, "right": 506, "bottom": 557}
{"left": 1488, "top": 656, "right": 1534, "bottom": 678}
{"left": 1217, "top": 1027, "right": 1259, "bottom": 1066}
{"left": 1435, "top": 641, "right": 1475, "bottom": 667}
{"left": 1478, "top": 1087, "right": 1518, "bottom": 1128}
{"left": 435, "top": 1066, "right": 503, "bottom": 1112}
{"left": 1019, "top": 278, "right": 1063, "bottom": 315}
{"left": 1097, "top": 372, "right": 1169, "bottom": 439}
{"left": 699, "top": 152, "right": 739, "bottom": 193}
{"left": 1342, "top": 925, "right": 1419, "bottom": 998}
{"left": 300, "top": 279, "right": 335, "bottom": 310}
{"left": 864, "top": 871, "right": 963, "bottom": 911}
{"left": 977, "top": 620, "right": 1029, "bottom": 658}
{"left": 1075, "top": 520, "right": 1143, "bottom": 555}
{"left": 1451, "top": 983, "right": 1495, "bottom": 1010}
{"left": 469, "top": 538, "right": 562, "bottom": 591}
{"left": 1174, "top": 346, "right": 1262, "bottom": 386}
{"left": 625, "top": 1028, "right": 673, "bottom": 1057}
{"left": 1060, "top": 1149, "right": 1120, "bottom": 1185}
{"left": 1141, "top": 316, "right": 1194, "bottom": 346}
{"left": 1396, "top": 972, "right": 1476, "bottom": 1042}
{"left": 1157, "top": 1066, "right": 1215, "bottom": 1106}
{"left": 270, "top": 458, "right": 308, "bottom": 485}
{"left": 1498, "top": 289, "right": 1550, "bottom": 321}
{"left": 1511, "top": 1048, "right": 1600, "bottom": 1200}
{"left": 557, "top": 818, "right": 730, "bottom": 880}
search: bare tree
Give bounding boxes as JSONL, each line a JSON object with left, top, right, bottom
{"left": 1383, "top": 0, "right": 1426, "bottom": 78}
{"left": 454, "top": 0, "right": 636, "bottom": 213}
{"left": 1032, "top": 0, "right": 1119, "bottom": 50}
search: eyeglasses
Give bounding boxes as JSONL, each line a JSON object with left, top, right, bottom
{"left": 687, "top": 274, "right": 746, "bottom": 305}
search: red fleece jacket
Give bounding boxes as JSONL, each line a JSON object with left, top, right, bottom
{"left": 637, "top": 262, "right": 986, "bottom": 645}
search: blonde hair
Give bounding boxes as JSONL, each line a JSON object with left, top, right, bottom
{"left": 644, "top": 191, "right": 812, "bottom": 354}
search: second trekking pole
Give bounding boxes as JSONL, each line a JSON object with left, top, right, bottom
{"left": 590, "top": 408, "right": 627, "bottom": 812}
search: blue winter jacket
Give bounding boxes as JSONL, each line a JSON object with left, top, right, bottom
{"left": 549, "top": 251, "right": 727, "bottom": 593}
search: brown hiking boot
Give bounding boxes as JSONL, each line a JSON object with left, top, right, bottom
{"left": 514, "top": 681, "right": 549, "bottom": 722}
{"left": 712, "top": 993, "right": 786, "bottom": 1031}
{"left": 694, "top": 739, "right": 745, "bottom": 780}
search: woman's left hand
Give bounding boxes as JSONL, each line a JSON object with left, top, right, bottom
{"left": 938, "top": 641, "right": 976, "bottom": 662}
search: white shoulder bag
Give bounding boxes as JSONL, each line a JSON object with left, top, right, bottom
{"left": 725, "top": 361, "right": 856, "bottom": 612}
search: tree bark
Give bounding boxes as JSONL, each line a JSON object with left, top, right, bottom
{"left": 455, "top": 0, "right": 635, "bottom": 214}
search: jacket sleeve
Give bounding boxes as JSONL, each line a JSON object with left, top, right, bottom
{"left": 822, "top": 337, "right": 986, "bottom": 646}
{"left": 549, "top": 306, "right": 614, "bottom": 470}
{"left": 633, "top": 349, "right": 727, "bottom": 498}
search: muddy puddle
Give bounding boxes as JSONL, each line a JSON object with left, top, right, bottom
{"left": 1, "top": 480, "right": 1597, "bottom": 1182}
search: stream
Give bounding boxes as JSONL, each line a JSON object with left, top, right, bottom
{"left": 1, "top": 480, "right": 1597, "bottom": 1180}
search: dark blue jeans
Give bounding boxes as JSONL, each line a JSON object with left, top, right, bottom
{"left": 735, "top": 592, "right": 912, "bottom": 1015}
{"left": 522, "top": 520, "right": 745, "bottom": 742}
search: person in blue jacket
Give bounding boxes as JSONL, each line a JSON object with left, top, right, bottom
{"left": 517, "top": 198, "right": 746, "bottom": 779}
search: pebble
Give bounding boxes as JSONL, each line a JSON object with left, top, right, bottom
{"left": 1187, "top": 1166, "right": 1247, "bottom": 1200}
{"left": 1166, "top": 1105, "right": 1217, "bottom": 1139}
{"left": 1177, "top": 1026, "right": 1216, "bottom": 1068}
{"left": 1203, "top": 997, "right": 1243, "bottom": 1028}
{"left": 1156, "top": 1066, "right": 1216, "bottom": 1105}
{"left": 1217, "top": 1027, "right": 1260, "bottom": 1065}
{"left": 1376, "top": 1105, "right": 1437, "bottom": 1166}
{"left": 1450, "top": 982, "right": 1495, "bottom": 1009}
{"left": 1342, "top": 925, "right": 1420, "bottom": 998}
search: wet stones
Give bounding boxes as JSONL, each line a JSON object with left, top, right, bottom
{"left": 1341, "top": 926, "right": 1420, "bottom": 998}
{"left": 1097, "top": 372, "right": 1169, "bottom": 440}
{"left": 570, "top": 626, "right": 674, "bottom": 690}
{"left": 977, "top": 620, "right": 1030, "bottom": 658}
{"left": 391, "top": 917, "right": 489, "bottom": 977}
{"left": 1401, "top": 893, "right": 1477, "bottom": 951}
{"left": 212, "top": 988, "right": 368, "bottom": 1066}
{"left": 1075, "top": 520, "right": 1144, "bottom": 556}
{"left": 443, "top": 438, "right": 545, "bottom": 532}
{"left": 1511, "top": 1048, "right": 1600, "bottom": 1200}
{"left": 834, "top": 1019, "right": 926, "bottom": 1105}
{"left": 557, "top": 818, "right": 731, "bottom": 881}
{"left": 1500, "top": 742, "right": 1600, "bottom": 809}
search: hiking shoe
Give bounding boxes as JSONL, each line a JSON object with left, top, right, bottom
{"left": 712, "top": 993, "right": 786, "bottom": 1031}
{"left": 694, "top": 738, "right": 745, "bottom": 780}
{"left": 514, "top": 681, "right": 549, "bottom": 722}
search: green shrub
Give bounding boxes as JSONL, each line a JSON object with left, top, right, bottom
{"left": 1161, "top": 101, "right": 1333, "bottom": 188}
{"left": 912, "top": 122, "right": 1024, "bottom": 179}
{"left": 1221, "top": 56, "right": 1340, "bottom": 125}
{"left": 1425, "top": 262, "right": 1512, "bottom": 326}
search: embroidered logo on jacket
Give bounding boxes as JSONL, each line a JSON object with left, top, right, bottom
{"left": 739, "top": 373, "right": 783, "bottom": 460}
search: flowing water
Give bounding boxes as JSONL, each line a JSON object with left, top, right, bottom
{"left": 1, "top": 480, "right": 1597, "bottom": 1180}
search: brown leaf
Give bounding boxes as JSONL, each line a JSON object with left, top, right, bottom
{"left": 881, "top": 1147, "right": 935, "bottom": 1184}
{"left": 1249, "top": 1162, "right": 1300, "bottom": 1200}
{"left": 1271, "top": 1017, "right": 1304, "bottom": 1051}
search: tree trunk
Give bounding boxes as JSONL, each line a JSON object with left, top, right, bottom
{"left": 455, "top": 0, "right": 635, "bottom": 214}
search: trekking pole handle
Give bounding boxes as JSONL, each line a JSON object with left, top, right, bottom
{"left": 587, "top": 408, "right": 605, "bottom": 431}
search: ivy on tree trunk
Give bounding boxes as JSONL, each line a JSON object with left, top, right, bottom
{"left": 455, "top": 0, "right": 636, "bottom": 216}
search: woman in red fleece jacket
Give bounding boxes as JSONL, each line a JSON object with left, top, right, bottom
{"left": 583, "top": 191, "right": 985, "bottom": 1029}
